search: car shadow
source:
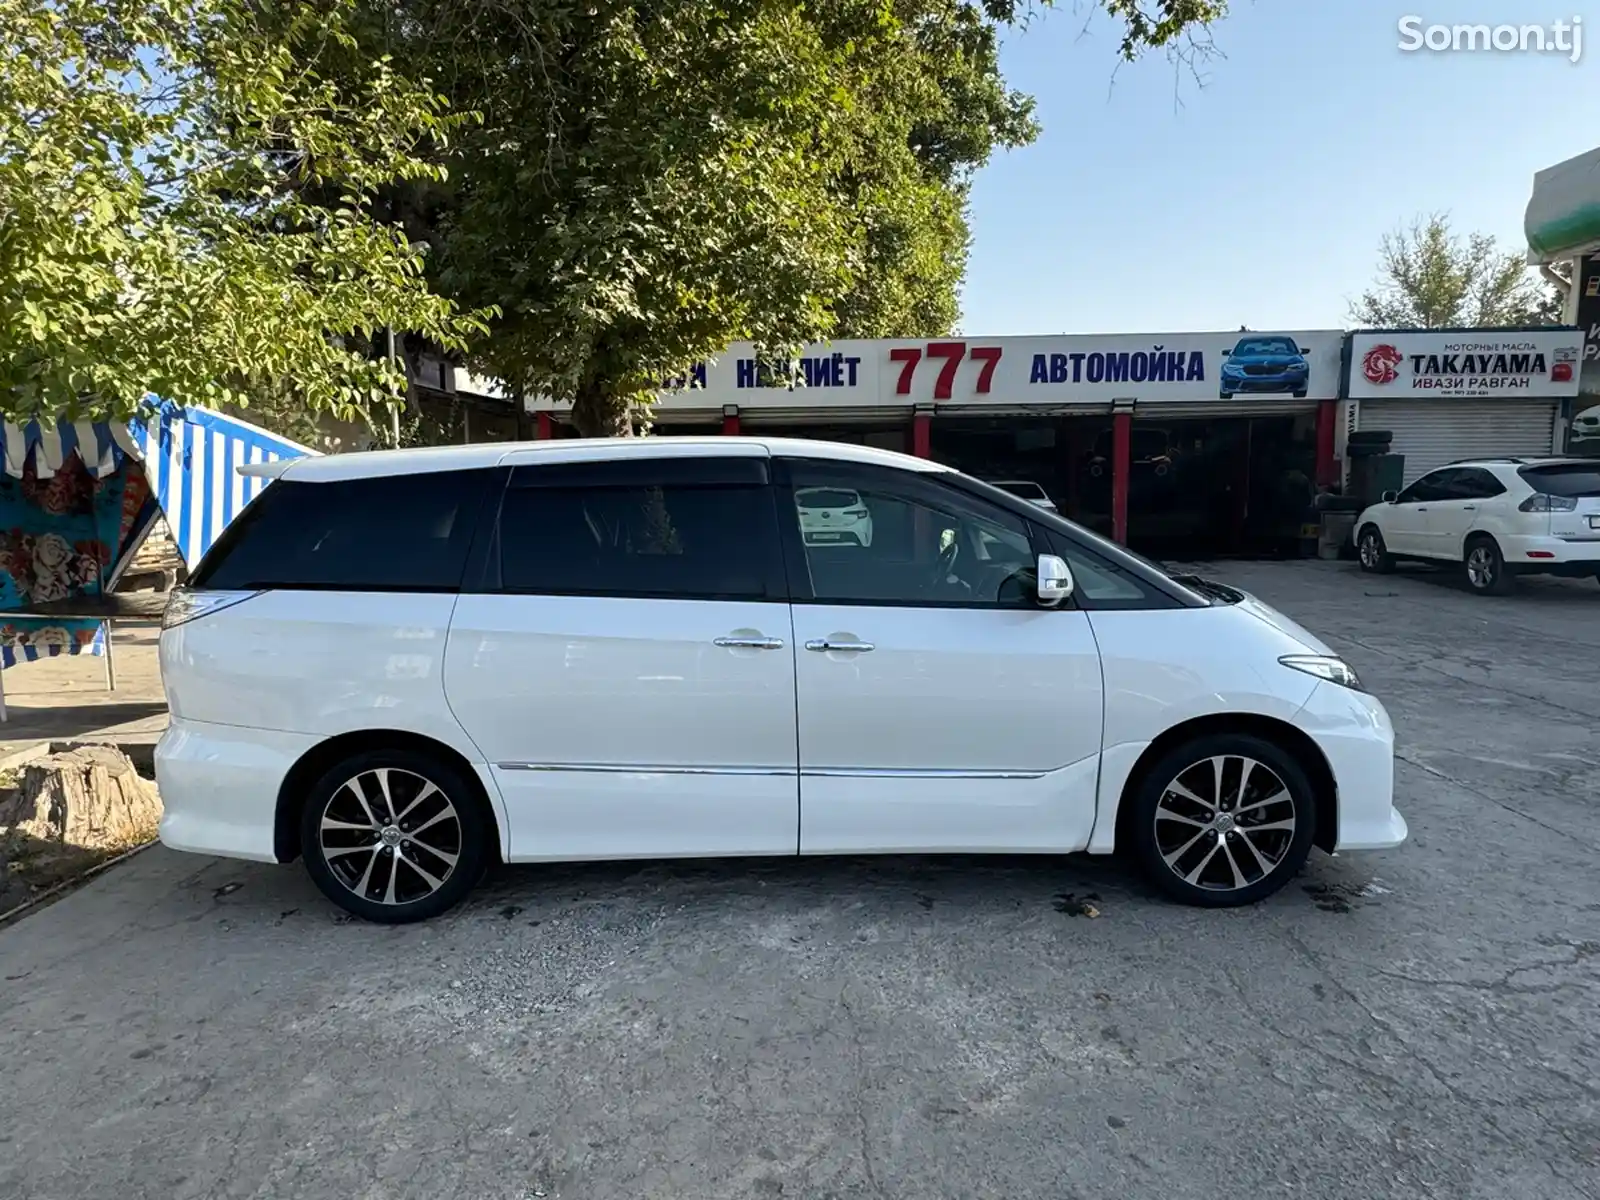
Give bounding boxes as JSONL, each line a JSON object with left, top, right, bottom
{"left": 1384, "top": 561, "right": 1598, "bottom": 603}
{"left": 182, "top": 848, "right": 1391, "bottom": 931}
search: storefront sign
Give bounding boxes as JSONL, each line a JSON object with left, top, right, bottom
{"left": 582, "top": 330, "right": 1343, "bottom": 412}
{"left": 1347, "top": 329, "right": 1584, "bottom": 399}
{"left": 1572, "top": 255, "right": 1600, "bottom": 455}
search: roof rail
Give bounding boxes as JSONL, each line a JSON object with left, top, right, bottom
{"left": 1446, "top": 456, "right": 1525, "bottom": 465}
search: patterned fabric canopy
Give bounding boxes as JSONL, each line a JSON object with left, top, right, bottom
{"left": 0, "top": 404, "right": 317, "bottom": 669}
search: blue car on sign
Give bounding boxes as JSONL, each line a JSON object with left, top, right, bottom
{"left": 1220, "top": 335, "right": 1311, "bottom": 399}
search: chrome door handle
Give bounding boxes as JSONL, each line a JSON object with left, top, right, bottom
{"left": 805, "top": 639, "right": 874, "bottom": 653}
{"left": 714, "top": 636, "right": 784, "bottom": 650}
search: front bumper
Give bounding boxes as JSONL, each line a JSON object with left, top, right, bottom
{"left": 1295, "top": 680, "right": 1407, "bottom": 851}
{"left": 156, "top": 718, "right": 320, "bottom": 863}
{"left": 1221, "top": 372, "right": 1310, "bottom": 394}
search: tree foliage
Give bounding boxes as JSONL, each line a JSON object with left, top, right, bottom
{"left": 1350, "top": 213, "right": 1557, "bottom": 330}
{"left": 0, "top": 0, "right": 491, "bottom": 426}
{"left": 336, "top": 0, "right": 1227, "bottom": 434}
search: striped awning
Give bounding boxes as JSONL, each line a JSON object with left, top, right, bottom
{"left": 0, "top": 404, "right": 318, "bottom": 569}
{"left": 125, "top": 403, "right": 318, "bottom": 567}
{"left": 0, "top": 419, "right": 134, "bottom": 479}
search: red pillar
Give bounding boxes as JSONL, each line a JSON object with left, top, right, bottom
{"left": 1111, "top": 412, "right": 1131, "bottom": 544}
{"left": 722, "top": 410, "right": 741, "bottom": 435}
{"left": 535, "top": 411, "right": 553, "bottom": 440}
{"left": 1314, "top": 398, "right": 1338, "bottom": 488}
{"left": 912, "top": 412, "right": 932, "bottom": 458}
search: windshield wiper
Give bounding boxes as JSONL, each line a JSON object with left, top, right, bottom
{"left": 1168, "top": 573, "right": 1243, "bottom": 604}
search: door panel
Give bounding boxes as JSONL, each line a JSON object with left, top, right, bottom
{"left": 1384, "top": 473, "right": 1442, "bottom": 555}
{"left": 791, "top": 605, "right": 1104, "bottom": 853}
{"left": 446, "top": 595, "right": 799, "bottom": 860}
{"left": 444, "top": 460, "right": 801, "bottom": 862}
{"left": 771, "top": 456, "right": 1105, "bottom": 856}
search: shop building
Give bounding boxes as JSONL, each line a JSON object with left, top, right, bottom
{"left": 1345, "top": 328, "right": 1584, "bottom": 485}
{"left": 525, "top": 329, "right": 1346, "bottom": 556}
{"left": 1525, "top": 145, "right": 1600, "bottom": 457}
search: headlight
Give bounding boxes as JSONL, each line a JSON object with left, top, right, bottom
{"left": 1280, "top": 654, "right": 1362, "bottom": 690}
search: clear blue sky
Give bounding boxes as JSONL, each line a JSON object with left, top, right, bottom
{"left": 960, "top": 0, "right": 1594, "bottom": 335}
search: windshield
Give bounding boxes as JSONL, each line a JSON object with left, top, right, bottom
{"left": 1232, "top": 337, "right": 1299, "bottom": 356}
{"left": 1519, "top": 464, "right": 1600, "bottom": 497}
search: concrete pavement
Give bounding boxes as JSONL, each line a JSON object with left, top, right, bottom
{"left": 1, "top": 561, "right": 1597, "bottom": 1200}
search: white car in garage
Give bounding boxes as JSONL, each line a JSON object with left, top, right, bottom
{"left": 1355, "top": 457, "right": 1600, "bottom": 594}
{"left": 795, "top": 485, "right": 874, "bottom": 546}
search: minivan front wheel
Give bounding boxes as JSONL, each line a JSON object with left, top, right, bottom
{"left": 1129, "top": 734, "right": 1316, "bottom": 907}
{"left": 300, "top": 749, "right": 491, "bottom": 923}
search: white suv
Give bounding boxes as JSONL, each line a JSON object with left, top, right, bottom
{"left": 1355, "top": 457, "right": 1600, "bottom": 595}
{"left": 156, "top": 437, "right": 1405, "bottom": 922}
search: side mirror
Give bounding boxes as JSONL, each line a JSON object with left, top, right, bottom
{"left": 1382, "top": 490, "right": 1398, "bottom": 503}
{"left": 1299, "top": 346, "right": 1311, "bottom": 354}
{"left": 1036, "top": 554, "right": 1074, "bottom": 606}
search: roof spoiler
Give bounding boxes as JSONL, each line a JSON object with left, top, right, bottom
{"left": 237, "top": 459, "right": 293, "bottom": 480}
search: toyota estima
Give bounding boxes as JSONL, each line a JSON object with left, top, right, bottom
{"left": 156, "top": 437, "right": 1405, "bottom": 923}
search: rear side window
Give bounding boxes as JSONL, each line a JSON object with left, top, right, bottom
{"left": 1519, "top": 464, "right": 1600, "bottom": 497}
{"left": 190, "top": 469, "right": 494, "bottom": 592}
{"left": 497, "top": 480, "right": 784, "bottom": 600}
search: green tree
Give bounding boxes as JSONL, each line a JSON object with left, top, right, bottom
{"left": 1351, "top": 213, "right": 1555, "bottom": 329}
{"left": 333, "top": 0, "right": 1226, "bottom": 435}
{"left": 0, "top": 0, "right": 491, "bottom": 428}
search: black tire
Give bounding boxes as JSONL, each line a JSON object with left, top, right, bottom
{"left": 1129, "top": 733, "right": 1317, "bottom": 907}
{"left": 1464, "top": 536, "right": 1515, "bottom": 595}
{"left": 299, "top": 747, "right": 492, "bottom": 924}
{"left": 1346, "top": 430, "right": 1394, "bottom": 448}
{"left": 1357, "top": 525, "right": 1394, "bottom": 573}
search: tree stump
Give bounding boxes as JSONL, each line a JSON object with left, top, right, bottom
{"left": 0, "top": 745, "right": 161, "bottom": 851}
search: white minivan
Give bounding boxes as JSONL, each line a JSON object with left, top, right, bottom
{"left": 156, "top": 437, "right": 1405, "bottom": 923}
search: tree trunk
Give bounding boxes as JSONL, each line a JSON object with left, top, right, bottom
{"left": 570, "top": 378, "right": 635, "bottom": 438}
{"left": 0, "top": 746, "right": 161, "bottom": 852}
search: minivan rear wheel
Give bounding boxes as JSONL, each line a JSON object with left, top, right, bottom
{"left": 1129, "top": 734, "right": 1317, "bottom": 907}
{"left": 300, "top": 748, "right": 491, "bottom": 923}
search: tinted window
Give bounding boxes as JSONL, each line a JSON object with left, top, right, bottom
{"left": 1519, "top": 463, "right": 1600, "bottom": 497}
{"left": 1426, "top": 468, "right": 1473, "bottom": 500}
{"left": 497, "top": 482, "right": 781, "bottom": 600}
{"left": 190, "top": 469, "right": 493, "bottom": 591}
{"left": 784, "top": 463, "right": 1036, "bottom": 607}
{"left": 1462, "top": 468, "right": 1507, "bottom": 498}
{"left": 1397, "top": 473, "right": 1447, "bottom": 503}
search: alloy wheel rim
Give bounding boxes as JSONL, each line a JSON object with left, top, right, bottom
{"left": 1153, "top": 755, "right": 1296, "bottom": 891}
{"left": 318, "top": 768, "right": 462, "bottom": 906}
{"left": 1360, "top": 535, "right": 1378, "bottom": 567}
{"left": 1467, "top": 547, "right": 1495, "bottom": 588}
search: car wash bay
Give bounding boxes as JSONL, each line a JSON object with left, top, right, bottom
{"left": 536, "top": 406, "right": 1329, "bottom": 558}
{"left": 527, "top": 331, "right": 1347, "bottom": 557}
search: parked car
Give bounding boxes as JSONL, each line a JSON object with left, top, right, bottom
{"left": 986, "top": 479, "right": 1058, "bottom": 512}
{"left": 1219, "top": 335, "right": 1311, "bottom": 399}
{"left": 795, "top": 485, "right": 874, "bottom": 546}
{"left": 1086, "top": 429, "right": 1174, "bottom": 478}
{"left": 1570, "top": 404, "right": 1600, "bottom": 444}
{"left": 157, "top": 437, "right": 1405, "bottom": 923}
{"left": 1355, "top": 457, "right": 1600, "bottom": 594}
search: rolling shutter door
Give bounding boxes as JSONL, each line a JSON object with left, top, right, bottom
{"left": 1357, "top": 399, "right": 1558, "bottom": 485}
